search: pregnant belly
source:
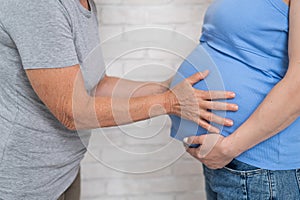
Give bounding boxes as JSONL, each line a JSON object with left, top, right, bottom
{"left": 170, "top": 43, "right": 278, "bottom": 141}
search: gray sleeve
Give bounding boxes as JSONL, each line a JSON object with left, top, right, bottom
{"left": 4, "top": 0, "right": 78, "bottom": 69}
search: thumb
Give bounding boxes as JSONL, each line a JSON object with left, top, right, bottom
{"left": 187, "top": 70, "right": 209, "bottom": 85}
{"left": 183, "top": 135, "right": 206, "bottom": 145}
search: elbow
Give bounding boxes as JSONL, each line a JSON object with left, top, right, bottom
{"left": 64, "top": 124, "right": 77, "bottom": 131}
{"left": 53, "top": 94, "right": 114, "bottom": 130}
{"left": 58, "top": 106, "right": 94, "bottom": 131}
{"left": 56, "top": 96, "right": 98, "bottom": 130}
{"left": 59, "top": 110, "right": 91, "bottom": 131}
{"left": 57, "top": 109, "right": 78, "bottom": 131}
{"left": 62, "top": 118, "right": 77, "bottom": 131}
{"left": 52, "top": 98, "right": 80, "bottom": 131}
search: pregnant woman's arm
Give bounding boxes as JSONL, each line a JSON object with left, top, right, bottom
{"left": 186, "top": 0, "right": 300, "bottom": 169}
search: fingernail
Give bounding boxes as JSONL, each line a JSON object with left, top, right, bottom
{"left": 202, "top": 70, "right": 209, "bottom": 75}
{"left": 226, "top": 120, "right": 233, "bottom": 126}
{"left": 231, "top": 92, "right": 236, "bottom": 97}
{"left": 183, "top": 142, "right": 190, "bottom": 149}
{"left": 183, "top": 137, "right": 189, "bottom": 144}
{"left": 234, "top": 105, "right": 239, "bottom": 110}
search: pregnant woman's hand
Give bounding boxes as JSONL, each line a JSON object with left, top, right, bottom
{"left": 166, "top": 70, "right": 238, "bottom": 133}
{"left": 184, "top": 134, "right": 236, "bottom": 169}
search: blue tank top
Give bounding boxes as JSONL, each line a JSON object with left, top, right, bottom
{"left": 170, "top": 0, "right": 297, "bottom": 170}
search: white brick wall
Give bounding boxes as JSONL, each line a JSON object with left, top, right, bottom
{"left": 81, "top": 0, "right": 212, "bottom": 199}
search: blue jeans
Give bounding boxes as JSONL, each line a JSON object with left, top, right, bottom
{"left": 203, "top": 159, "right": 300, "bottom": 200}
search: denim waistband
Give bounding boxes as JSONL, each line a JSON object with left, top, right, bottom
{"left": 225, "top": 159, "right": 260, "bottom": 171}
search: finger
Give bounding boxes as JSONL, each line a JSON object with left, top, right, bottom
{"left": 199, "top": 133, "right": 222, "bottom": 158}
{"left": 197, "top": 119, "right": 220, "bottom": 133}
{"left": 200, "top": 91, "right": 236, "bottom": 100}
{"left": 183, "top": 141, "right": 191, "bottom": 149}
{"left": 186, "top": 70, "right": 209, "bottom": 85}
{"left": 184, "top": 135, "right": 207, "bottom": 145}
{"left": 186, "top": 147, "right": 202, "bottom": 160}
{"left": 202, "top": 101, "right": 238, "bottom": 111}
{"left": 201, "top": 110, "right": 234, "bottom": 126}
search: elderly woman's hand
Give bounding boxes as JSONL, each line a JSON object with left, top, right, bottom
{"left": 167, "top": 70, "right": 238, "bottom": 133}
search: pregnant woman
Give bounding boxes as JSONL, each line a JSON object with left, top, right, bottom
{"left": 171, "top": 0, "right": 300, "bottom": 199}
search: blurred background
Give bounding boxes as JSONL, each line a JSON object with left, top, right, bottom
{"left": 81, "top": 0, "right": 212, "bottom": 199}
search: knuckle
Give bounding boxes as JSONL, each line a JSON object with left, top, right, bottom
{"left": 199, "top": 74, "right": 205, "bottom": 79}
{"left": 200, "top": 121, "right": 209, "bottom": 128}
{"left": 198, "top": 101, "right": 206, "bottom": 109}
{"left": 206, "top": 123, "right": 212, "bottom": 130}
{"left": 205, "top": 112, "right": 212, "bottom": 120}
{"left": 220, "top": 104, "right": 227, "bottom": 110}
{"left": 196, "top": 151, "right": 202, "bottom": 159}
{"left": 209, "top": 102, "right": 216, "bottom": 109}
{"left": 197, "top": 91, "right": 205, "bottom": 99}
{"left": 206, "top": 91, "right": 213, "bottom": 99}
{"left": 203, "top": 91, "right": 210, "bottom": 98}
{"left": 211, "top": 114, "right": 220, "bottom": 121}
{"left": 226, "top": 103, "right": 232, "bottom": 109}
{"left": 218, "top": 92, "right": 226, "bottom": 99}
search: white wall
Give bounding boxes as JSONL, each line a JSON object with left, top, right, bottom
{"left": 81, "top": 0, "right": 211, "bottom": 199}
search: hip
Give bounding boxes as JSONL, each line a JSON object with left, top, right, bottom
{"left": 204, "top": 159, "right": 300, "bottom": 200}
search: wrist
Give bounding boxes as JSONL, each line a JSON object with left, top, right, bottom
{"left": 163, "top": 90, "right": 177, "bottom": 115}
{"left": 156, "top": 82, "right": 169, "bottom": 94}
{"left": 161, "top": 77, "right": 172, "bottom": 89}
{"left": 223, "top": 135, "right": 245, "bottom": 158}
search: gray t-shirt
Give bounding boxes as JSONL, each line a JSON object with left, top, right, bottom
{"left": 0, "top": 0, "right": 103, "bottom": 199}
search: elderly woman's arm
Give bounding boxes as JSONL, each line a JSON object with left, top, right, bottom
{"left": 94, "top": 72, "right": 238, "bottom": 129}
{"left": 186, "top": 0, "right": 300, "bottom": 169}
{"left": 95, "top": 75, "right": 172, "bottom": 97}
{"left": 26, "top": 65, "right": 237, "bottom": 131}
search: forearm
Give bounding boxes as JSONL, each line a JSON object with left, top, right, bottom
{"left": 73, "top": 91, "right": 171, "bottom": 129}
{"left": 96, "top": 76, "right": 170, "bottom": 97}
{"left": 227, "top": 66, "right": 300, "bottom": 156}
{"left": 96, "top": 93, "right": 169, "bottom": 127}
{"left": 228, "top": 0, "right": 300, "bottom": 157}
